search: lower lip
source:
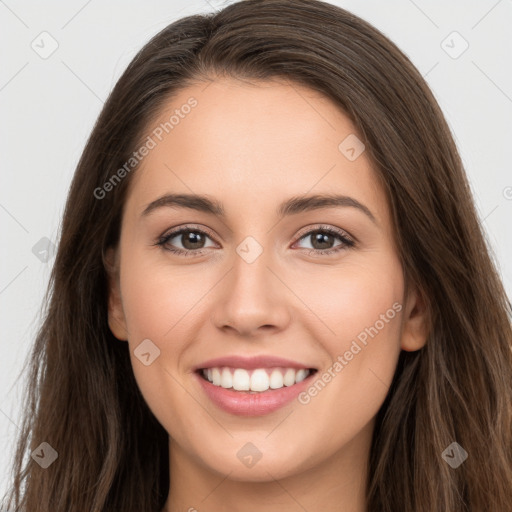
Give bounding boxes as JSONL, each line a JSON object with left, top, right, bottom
{"left": 195, "top": 370, "right": 316, "bottom": 416}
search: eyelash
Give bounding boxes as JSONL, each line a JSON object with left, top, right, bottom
{"left": 154, "top": 224, "right": 355, "bottom": 258}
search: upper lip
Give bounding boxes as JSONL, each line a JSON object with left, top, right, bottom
{"left": 194, "top": 355, "right": 317, "bottom": 371}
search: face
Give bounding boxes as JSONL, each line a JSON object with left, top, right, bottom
{"left": 107, "top": 77, "right": 428, "bottom": 483}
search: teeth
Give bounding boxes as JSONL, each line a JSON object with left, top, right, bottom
{"left": 212, "top": 368, "right": 221, "bottom": 386}
{"left": 295, "top": 369, "right": 308, "bottom": 383}
{"left": 250, "top": 369, "right": 269, "bottom": 392}
{"left": 232, "top": 369, "right": 250, "bottom": 391}
{"left": 283, "top": 368, "right": 296, "bottom": 386}
{"left": 269, "top": 369, "right": 284, "bottom": 389}
{"left": 201, "top": 367, "right": 313, "bottom": 392}
{"left": 220, "top": 368, "right": 233, "bottom": 389}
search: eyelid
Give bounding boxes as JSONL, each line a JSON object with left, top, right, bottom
{"left": 158, "top": 223, "right": 219, "bottom": 243}
{"left": 294, "top": 224, "right": 354, "bottom": 244}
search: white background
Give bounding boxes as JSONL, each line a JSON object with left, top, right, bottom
{"left": 1, "top": 0, "right": 511, "bottom": 500}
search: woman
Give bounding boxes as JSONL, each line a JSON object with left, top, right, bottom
{"left": 3, "top": 0, "right": 511, "bottom": 510}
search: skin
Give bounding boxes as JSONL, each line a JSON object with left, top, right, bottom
{"left": 106, "top": 77, "right": 429, "bottom": 512}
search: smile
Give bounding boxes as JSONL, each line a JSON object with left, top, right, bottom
{"left": 199, "top": 366, "right": 316, "bottom": 393}
{"left": 194, "top": 356, "right": 318, "bottom": 416}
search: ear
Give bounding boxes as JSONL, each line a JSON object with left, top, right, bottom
{"left": 104, "top": 246, "right": 129, "bottom": 341}
{"left": 400, "top": 282, "right": 429, "bottom": 352}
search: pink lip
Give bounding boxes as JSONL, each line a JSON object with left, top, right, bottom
{"left": 194, "top": 369, "right": 317, "bottom": 416}
{"left": 194, "top": 355, "right": 315, "bottom": 371}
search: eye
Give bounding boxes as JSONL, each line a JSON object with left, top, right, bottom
{"left": 154, "top": 226, "right": 217, "bottom": 257}
{"left": 293, "top": 225, "right": 355, "bottom": 256}
{"left": 154, "top": 224, "right": 355, "bottom": 257}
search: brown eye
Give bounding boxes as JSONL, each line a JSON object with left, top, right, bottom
{"left": 156, "top": 227, "right": 217, "bottom": 256}
{"left": 294, "top": 226, "right": 355, "bottom": 256}
{"left": 179, "top": 230, "right": 207, "bottom": 250}
{"left": 309, "top": 231, "right": 337, "bottom": 250}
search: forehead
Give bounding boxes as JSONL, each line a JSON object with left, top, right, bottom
{"left": 124, "top": 78, "right": 390, "bottom": 229}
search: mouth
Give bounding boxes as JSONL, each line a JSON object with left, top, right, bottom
{"left": 194, "top": 364, "right": 319, "bottom": 416}
{"left": 196, "top": 366, "right": 318, "bottom": 394}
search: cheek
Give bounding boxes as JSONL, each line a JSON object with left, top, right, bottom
{"left": 296, "top": 254, "right": 403, "bottom": 347}
{"left": 119, "top": 249, "right": 207, "bottom": 343}
{"left": 117, "top": 251, "right": 200, "bottom": 409}
{"left": 295, "top": 257, "right": 404, "bottom": 418}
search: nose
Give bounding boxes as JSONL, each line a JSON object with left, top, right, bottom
{"left": 210, "top": 247, "right": 292, "bottom": 338}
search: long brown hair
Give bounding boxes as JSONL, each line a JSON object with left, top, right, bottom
{"left": 3, "top": 1, "right": 511, "bottom": 510}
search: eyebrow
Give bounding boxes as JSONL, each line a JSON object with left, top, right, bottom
{"left": 141, "top": 193, "right": 378, "bottom": 225}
